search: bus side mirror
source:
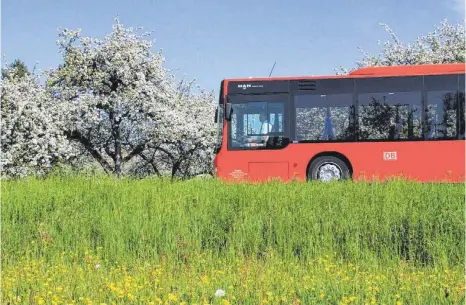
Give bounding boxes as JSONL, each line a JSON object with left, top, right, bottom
{"left": 225, "top": 103, "right": 233, "bottom": 121}
{"left": 214, "top": 105, "right": 218, "bottom": 123}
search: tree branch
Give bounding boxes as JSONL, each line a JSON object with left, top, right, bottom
{"left": 123, "top": 143, "right": 146, "bottom": 163}
{"left": 65, "top": 129, "right": 113, "bottom": 174}
{"left": 138, "top": 151, "right": 162, "bottom": 177}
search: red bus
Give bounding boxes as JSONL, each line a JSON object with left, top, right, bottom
{"left": 213, "top": 63, "right": 465, "bottom": 183}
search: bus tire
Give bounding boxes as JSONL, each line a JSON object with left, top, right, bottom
{"left": 307, "top": 156, "right": 351, "bottom": 182}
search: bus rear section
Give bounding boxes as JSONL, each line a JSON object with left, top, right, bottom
{"left": 213, "top": 64, "right": 465, "bottom": 183}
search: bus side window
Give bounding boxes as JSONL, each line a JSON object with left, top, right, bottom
{"left": 458, "top": 74, "right": 465, "bottom": 140}
{"left": 424, "top": 74, "right": 459, "bottom": 140}
{"left": 356, "top": 76, "right": 423, "bottom": 141}
{"left": 294, "top": 94, "right": 353, "bottom": 141}
{"left": 425, "top": 91, "right": 457, "bottom": 139}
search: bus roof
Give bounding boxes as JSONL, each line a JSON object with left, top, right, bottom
{"left": 223, "top": 63, "right": 465, "bottom": 83}
{"left": 349, "top": 63, "right": 465, "bottom": 76}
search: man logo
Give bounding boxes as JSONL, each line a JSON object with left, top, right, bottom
{"left": 238, "top": 84, "right": 251, "bottom": 90}
{"left": 383, "top": 151, "right": 397, "bottom": 161}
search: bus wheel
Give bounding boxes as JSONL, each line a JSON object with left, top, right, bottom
{"left": 308, "top": 156, "right": 351, "bottom": 182}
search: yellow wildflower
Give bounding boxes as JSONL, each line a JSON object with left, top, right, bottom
{"left": 201, "top": 275, "right": 210, "bottom": 284}
{"left": 168, "top": 293, "right": 178, "bottom": 302}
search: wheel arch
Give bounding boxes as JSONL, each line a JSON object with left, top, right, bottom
{"left": 306, "top": 151, "right": 354, "bottom": 179}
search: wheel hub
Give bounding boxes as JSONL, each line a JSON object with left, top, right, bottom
{"left": 318, "top": 163, "right": 341, "bottom": 182}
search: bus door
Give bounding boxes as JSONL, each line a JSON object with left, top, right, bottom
{"left": 226, "top": 94, "right": 291, "bottom": 182}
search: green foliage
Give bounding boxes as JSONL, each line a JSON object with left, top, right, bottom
{"left": 1, "top": 59, "right": 30, "bottom": 80}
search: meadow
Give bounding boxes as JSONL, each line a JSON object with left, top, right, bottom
{"left": 1, "top": 176, "right": 464, "bottom": 304}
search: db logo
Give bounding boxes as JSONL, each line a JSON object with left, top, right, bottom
{"left": 383, "top": 151, "right": 397, "bottom": 161}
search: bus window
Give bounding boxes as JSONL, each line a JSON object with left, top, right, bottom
{"left": 295, "top": 93, "right": 354, "bottom": 141}
{"left": 459, "top": 74, "right": 465, "bottom": 140}
{"left": 424, "top": 74, "right": 459, "bottom": 140}
{"left": 426, "top": 91, "right": 457, "bottom": 139}
{"left": 358, "top": 91, "right": 422, "bottom": 140}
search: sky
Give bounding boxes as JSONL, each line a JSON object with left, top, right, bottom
{"left": 1, "top": 0, "right": 464, "bottom": 97}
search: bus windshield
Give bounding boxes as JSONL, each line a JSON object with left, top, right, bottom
{"left": 229, "top": 101, "right": 286, "bottom": 149}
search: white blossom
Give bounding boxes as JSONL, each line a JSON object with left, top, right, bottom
{"left": 44, "top": 17, "right": 216, "bottom": 177}
{"left": 132, "top": 79, "right": 216, "bottom": 179}
{"left": 46, "top": 17, "right": 196, "bottom": 176}
{"left": 336, "top": 19, "right": 465, "bottom": 74}
{"left": 1, "top": 67, "right": 73, "bottom": 178}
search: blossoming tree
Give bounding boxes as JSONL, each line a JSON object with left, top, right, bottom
{"left": 47, "top": 18, "right": 186, "bottom": 176}
{"left": 337, "top": 19, "right": 465, "bottom": 72}
{"left": 1, "top": 66, "right": 73, "bottom": 178}
{"left": 130, "top": 79, "right": 216, "bottom": 179}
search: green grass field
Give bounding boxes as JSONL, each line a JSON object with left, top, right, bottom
{"left": 1, "top": 176, "right": 464, "bottom": 304}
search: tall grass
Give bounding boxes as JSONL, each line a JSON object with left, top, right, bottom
{"left": 2, "top": 175, "right": 463, "bottom": 268}
{"left": 2, "top": 175, "right": 465, "bottom": 304}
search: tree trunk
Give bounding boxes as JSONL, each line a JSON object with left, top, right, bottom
{"left": 113, "top": 123, "right": 122, "bottom": 177}
{"left": 171, "top": 161, "right": 181, "bottom": 181}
